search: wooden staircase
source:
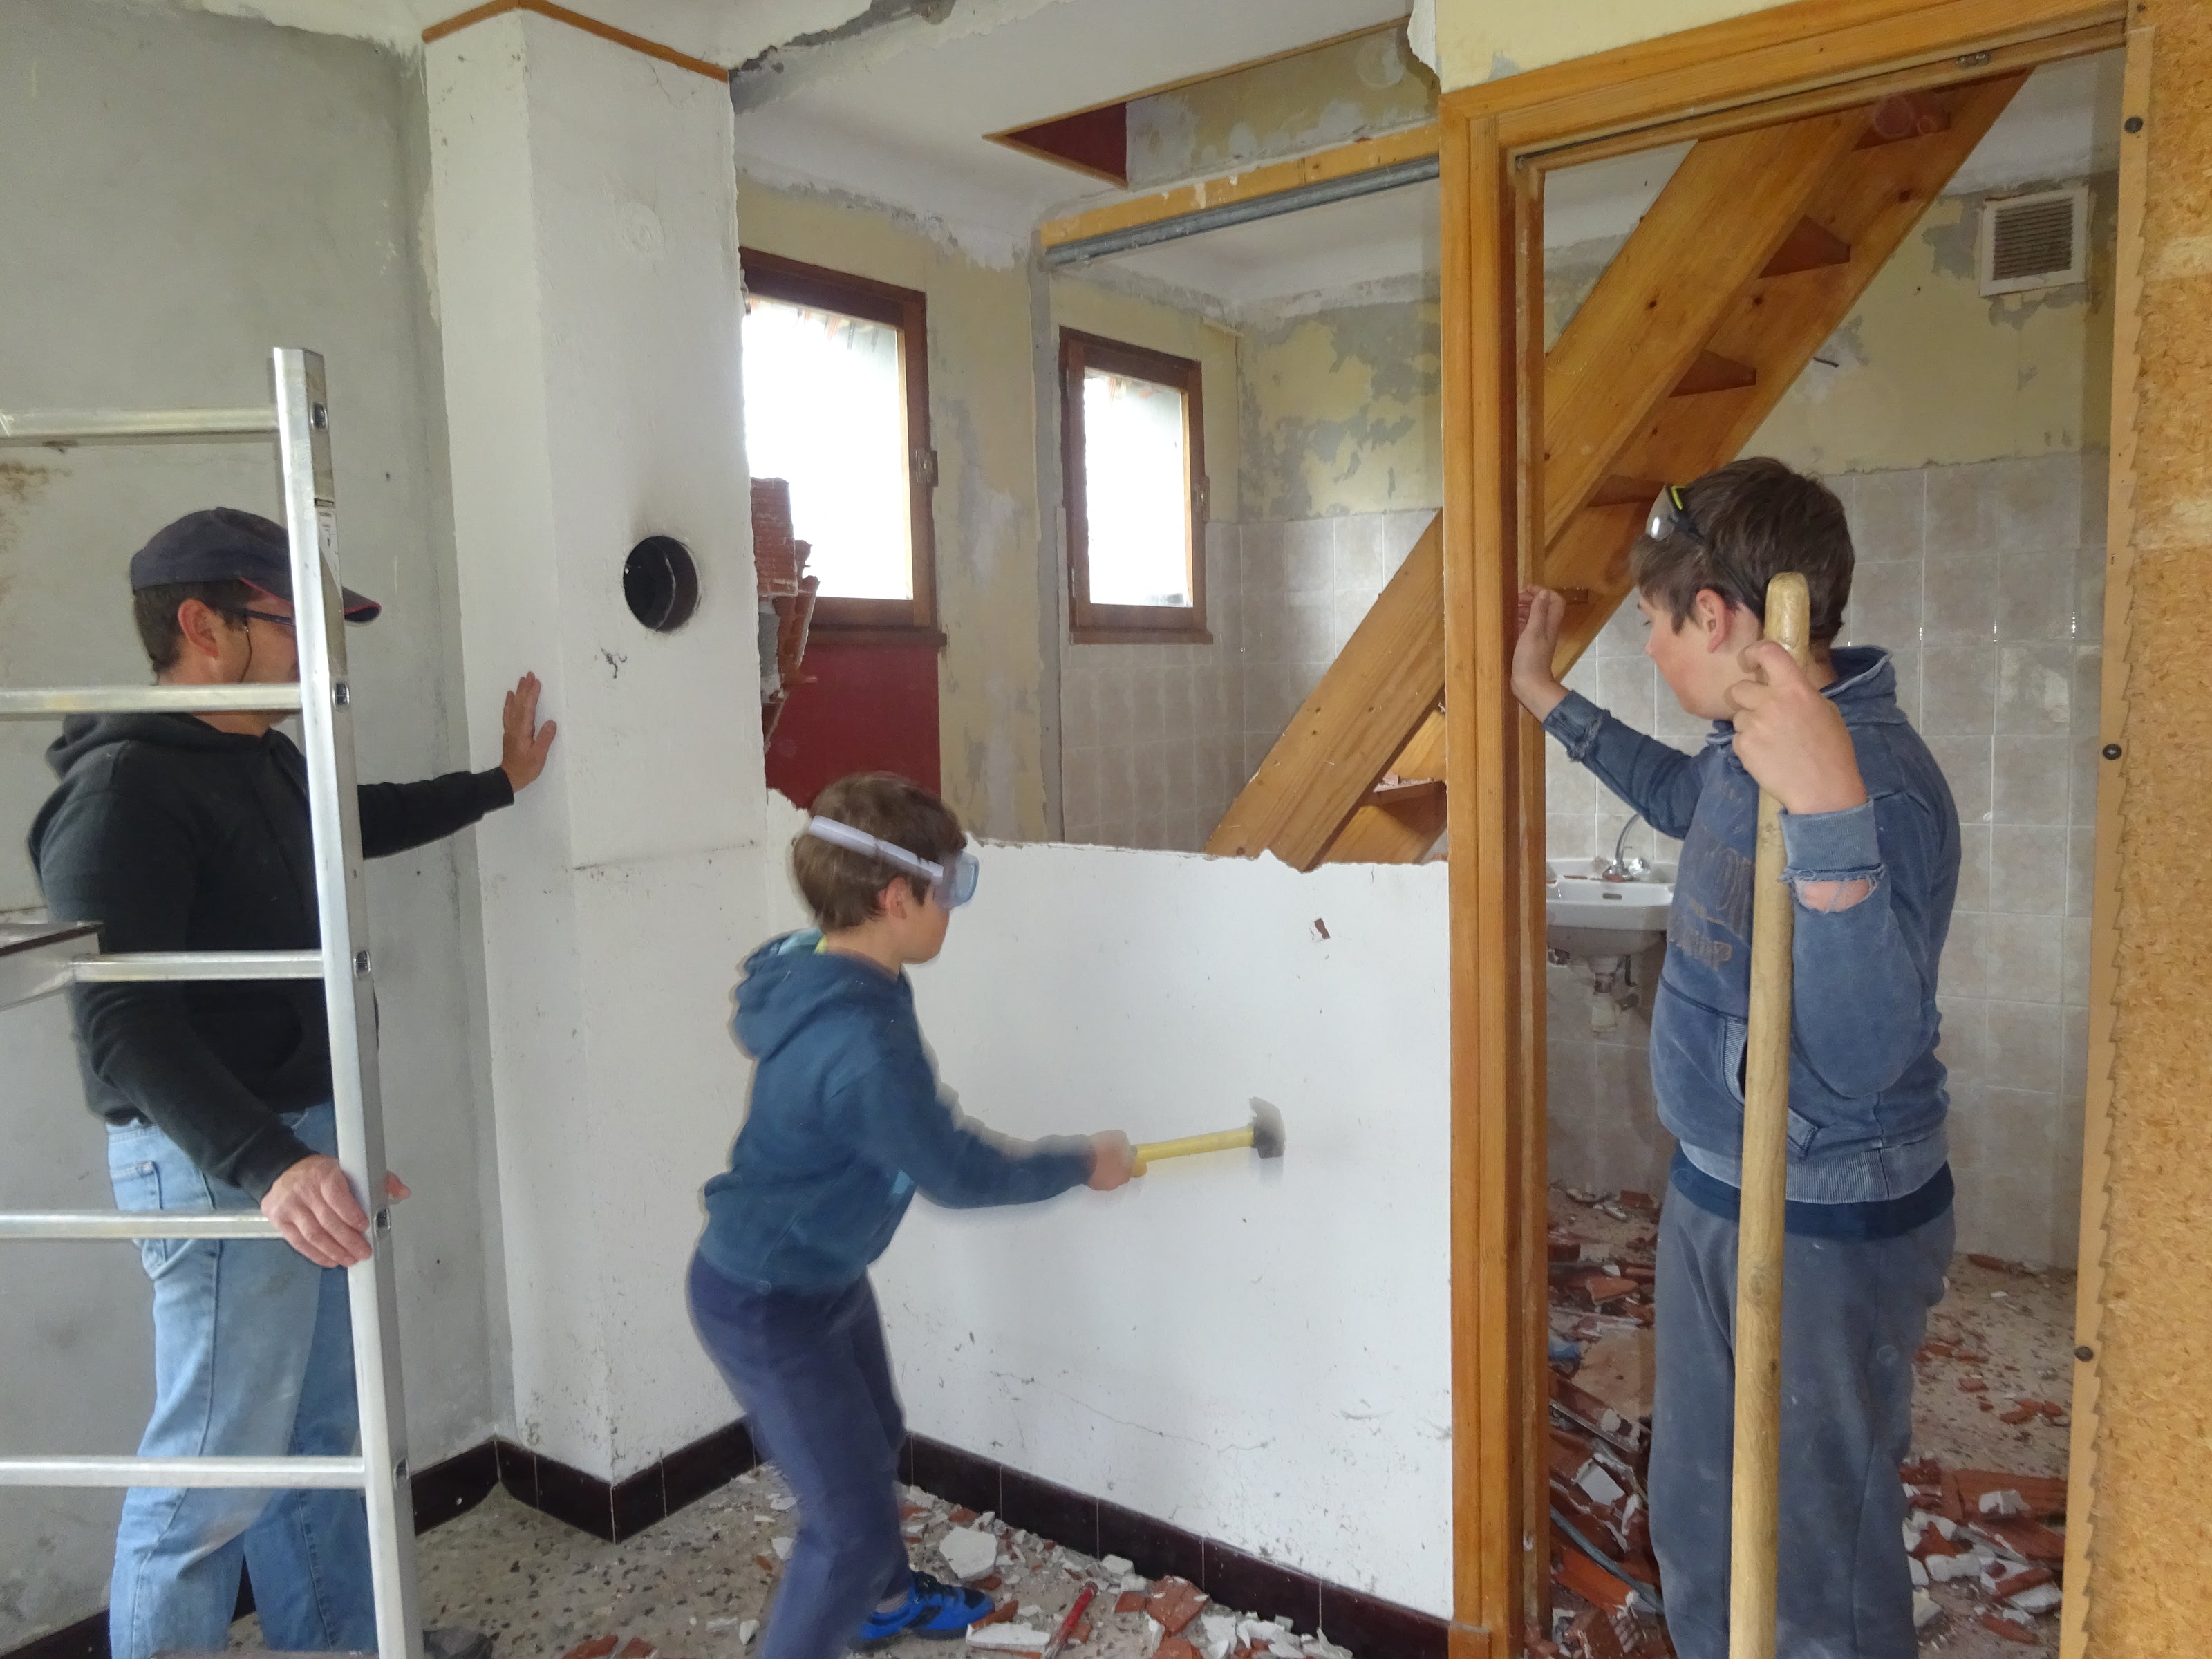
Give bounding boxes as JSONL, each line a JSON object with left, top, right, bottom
{"left": 1203, "top": 74, "right": 2027, "bottom": 870}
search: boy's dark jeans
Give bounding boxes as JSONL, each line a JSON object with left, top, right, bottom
{"left": 688, "top": 1256, "right": 912, "bottom": 1659}
{"left": 1649, "top": 1194, "right": 1953, "bottom": 1659}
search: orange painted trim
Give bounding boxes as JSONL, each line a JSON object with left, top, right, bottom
{"left": 422, "top": 0, "right": 727, "bottom": 82}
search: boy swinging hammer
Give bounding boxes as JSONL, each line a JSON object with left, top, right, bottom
{"left": 1514, "top": 460, "right": 1962, "bottom": 1658}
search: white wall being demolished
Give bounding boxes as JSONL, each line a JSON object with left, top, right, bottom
{"left": 870, "top": 841, "right": 1454, "bottom": 1616}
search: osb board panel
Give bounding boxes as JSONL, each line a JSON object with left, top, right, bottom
{"left": 2085, "top": 7, "right": 2212, "bottom": 1654}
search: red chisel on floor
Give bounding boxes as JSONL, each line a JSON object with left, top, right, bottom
{"left": 1038, "top": 1582, "right": 1098, "bottom": 1659}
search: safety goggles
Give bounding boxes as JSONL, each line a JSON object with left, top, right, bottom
{"left": 1646, "top": 483, "right": 1763, "bottom": 616}
{"left": 1645, "top": 483, "right": 1711, "bottom": 548}
{"left": 804, "top": 816, "right": 980, "bottom": 910}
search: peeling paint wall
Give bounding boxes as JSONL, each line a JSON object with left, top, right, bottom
{"left": 735, "top": 178, "right": 1051, "bottom": 841}
{"left": 1127, "top": 26, "right": 1436, "bottom": 191}
{"left": 1239, "top": 292, "right": 1443, "bottom": 521}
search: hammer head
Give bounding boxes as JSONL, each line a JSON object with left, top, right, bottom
{"left": 1248, "top": 1098, "right": 1286, "bottom": 1160}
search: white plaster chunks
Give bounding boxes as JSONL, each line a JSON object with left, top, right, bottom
{"left": 939, "top": 1524, "right": 1002, "bottom": 1582}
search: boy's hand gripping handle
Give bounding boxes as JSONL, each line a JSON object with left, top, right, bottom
{"left": 1727, "top": 572, "right": 1810, "bottom": 1659}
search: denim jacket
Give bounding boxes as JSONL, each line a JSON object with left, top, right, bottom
{"left": 1544, "top": 649, "right": 1961, "bottom": 1204}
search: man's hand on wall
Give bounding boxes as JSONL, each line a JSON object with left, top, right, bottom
{"left": 261, "top": 1154, "right": 412, "bottom": 1267}
{"left": 501, "top": 672, "right": 559, "bottom": 793}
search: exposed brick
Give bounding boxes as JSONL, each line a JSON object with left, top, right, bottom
{"left": 1991, "top": 1566, "right": 2054, "bottom": 1600}
{"left": 975, "top": 1601, "right": 1020, "bottom": 1629}
{"left": 617, "top": 1640, "right": 656, "bottom": 1659}
{"left": 1115, "top": 1593, "right": 1146, "bottom": 1616}
{"left": 1145, "top": 1578, "right": 1210, "bottom": 1636}
{"left": 950, "top": 1508, "right": 979, "bottom": 1525}
{"left": 1976, "top": 1612, "right": 2040, "bottom": 1646}
{"left": 1156, "top": 1638, "right": 1203, "bottom": 1659}
{"left": 560, "top": 1640, "right": 618, "bottom": 1659}
{"left": 1555, "top": 1546, "right": 1633, "bottom": 1613}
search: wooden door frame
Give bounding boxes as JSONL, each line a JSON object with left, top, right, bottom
{"left": 1436, "top": 3, "right": 2135, "bottom": 1653}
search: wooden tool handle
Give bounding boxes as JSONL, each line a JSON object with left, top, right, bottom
{"left": 1727, "top": 572, "right": 1811, "bottom": 1659}
{"left": 1130, "top": 1125, "right": 1255, "bottom": 1175}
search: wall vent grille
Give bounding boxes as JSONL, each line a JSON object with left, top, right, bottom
{"left": 1978, "top": 187, "right": 2089, "bottom": 297}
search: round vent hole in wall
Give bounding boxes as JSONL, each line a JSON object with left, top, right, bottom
{"left": 624, "top": 536, "right": 700, "bottom": 632}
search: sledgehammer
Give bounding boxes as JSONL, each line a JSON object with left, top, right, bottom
{"left": 1131, "top": 1098, "right": 1285, "bottom": 1177}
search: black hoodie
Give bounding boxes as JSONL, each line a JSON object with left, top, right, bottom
{"left": 30, "top": 712, "right": 514, "bottom": 1197}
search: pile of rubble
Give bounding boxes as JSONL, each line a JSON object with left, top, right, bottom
{"left": 1542, "top": 1186, "right": 2072, "bottom": 1655}
{"left": 1900, "top": 1461, "right": 2066, "bottom": 1646}
{"left": 901, "top": 1489, "right": 1355, "bottom": 1659}
{"left": 1541, "top": 1187, "right": 1669, "bottom": 1659}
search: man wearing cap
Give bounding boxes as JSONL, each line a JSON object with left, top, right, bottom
{"left": 29, "top": 507, "right": 557, "bottom": 1659}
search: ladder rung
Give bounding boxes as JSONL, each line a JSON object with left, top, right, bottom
{"left": 74, "top": 950, "right": 324, "bottom": 983}
{"left": 0, "top": 685, "right": 306, "bottom": 720}
{"left": 0, "top": 1212, "right": 282, "bottom": 1241}
{"left": 0, "top": 406, "right": 278, "bottom": 444}
{"left": 0, "top": 1455, "right": 366, "bottom": 1488}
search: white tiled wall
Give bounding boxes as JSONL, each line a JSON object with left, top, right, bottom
{"left": 1545, "top": 451, "right": 2107, "bottom": 1266}
{"left": 1058, "top": 509, "right": 1436, "bottom": 852}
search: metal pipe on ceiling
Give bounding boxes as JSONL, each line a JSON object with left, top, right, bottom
{"left": 1041, "top": 153, "right": 1440, "bottom": 267}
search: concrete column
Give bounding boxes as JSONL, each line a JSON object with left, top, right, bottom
{"left": 426, "top": 12, "right": 774, "bottom": 1477}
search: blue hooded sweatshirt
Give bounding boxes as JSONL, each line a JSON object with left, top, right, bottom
{"left": 697, "top": 932, "right": 1096, "bottom": 1291}
{"left": 1544, "top": 648, "right": 1961, "bottom": 1232}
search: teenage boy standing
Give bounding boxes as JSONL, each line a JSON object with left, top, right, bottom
{"left": 1512, "top": 460, "right": 1961, "bottom": 1659}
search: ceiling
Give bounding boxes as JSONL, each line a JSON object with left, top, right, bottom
{"left": 727, "top": 0, "right": 1410, "bottom": 261}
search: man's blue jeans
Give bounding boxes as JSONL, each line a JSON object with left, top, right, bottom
{"left": 104, "top": 1102, "right": 375, "bottom": 1659}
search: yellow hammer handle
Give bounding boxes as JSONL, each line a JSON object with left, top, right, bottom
{"left": 1130, "top": 1126, "right": 1255, "bottom": 1175}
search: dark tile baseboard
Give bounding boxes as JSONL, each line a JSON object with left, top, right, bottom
{"left": 8, "top": 1425, "right": 1445, "bottom": 1659}
{"left": 903, "top": 1435, "right": 1447, "bottom": 1659}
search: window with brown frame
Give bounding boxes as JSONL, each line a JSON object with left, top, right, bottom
{"left": 740, "top": 250, "right": 939, "bottom": 639}
{"left": 1059, "top": 330, "right": 1209, "bottom": 644}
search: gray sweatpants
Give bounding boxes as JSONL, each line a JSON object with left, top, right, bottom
{"left": 1647, "top": 1191, "right": 1953, "bottom": 1659}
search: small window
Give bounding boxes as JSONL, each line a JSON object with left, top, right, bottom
{"left": 1060, "top": 330, "right": 1209, "bottom": 644}
{"left": 741, "top": 250, "right": 938, "bottom": 637}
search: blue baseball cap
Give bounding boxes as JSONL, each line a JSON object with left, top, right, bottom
{"left": 127, "top": 507, "right": 381, "bottom": 621}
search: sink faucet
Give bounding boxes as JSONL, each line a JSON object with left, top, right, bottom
{"left": 1604, "top": 814, "right": 1651, "bottom": 882}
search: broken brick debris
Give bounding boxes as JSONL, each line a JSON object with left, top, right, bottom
{"left": 1955, "top": 1469, "right": 2068, "bottom": 1521}
{"left": 1146, "top": 1578, "right": 1211, "bottom": 1636}
{"left": 1154, "top": 1638, "right": 1204, "bottom": 1659}
{"left": 1115, "top": 1592, "right": 1146, "bottom": 1616}
{"left": 975, "top": 1602, "right": 1020, "bottom": 1629}
{"left": 561, "top": 1640, "right": 619, "bottom": 1659}
{"left": 1555, "top": 1546, "right": 1634, "bottom": 1615}
{"left": 1976, "top": 1611, "right": 2041, "bottom": 1645}
{"left": 617, "top": 1641, "right": 655, "bottom": 1659}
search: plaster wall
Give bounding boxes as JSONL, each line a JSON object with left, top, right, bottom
{"left": 871, "top": 834, "right": 1454, "bottom": 1616}
{"left": 425, "top": 11, "right": 774, "bottom": 1479}
{"left": 1127, "top": 27, "right": 1434, "bottom": 191}
{"left": 0, "top": 0, "right": 505, "bottom": 1641}
{"left": 733, "top": 176, "right": 1051, "bottom": 842}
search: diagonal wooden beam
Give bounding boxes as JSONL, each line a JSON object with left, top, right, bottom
{"left": 1202, "top": 515, "right": 1443, "bottom": 870}
{"left": 1210, "top": 73, "right": 2029, "bottom": 865}
{"left": 1541, "top": 109, "right": 1866, "bottom": 543}
{"left": 1540, "top": 71, "right": 2027, "bottom": 672}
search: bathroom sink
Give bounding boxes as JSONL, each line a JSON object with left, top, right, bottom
{"left": 1546, "top": 860, "right": 1674, "bottom": 960}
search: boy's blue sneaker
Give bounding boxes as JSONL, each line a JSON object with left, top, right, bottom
{"left": 856, "top": 1572, "right": 995, "bottom": 1646}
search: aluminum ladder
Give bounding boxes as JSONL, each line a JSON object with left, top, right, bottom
{"left": 0, "top": 349, "right": 423, "bottom": 1659}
